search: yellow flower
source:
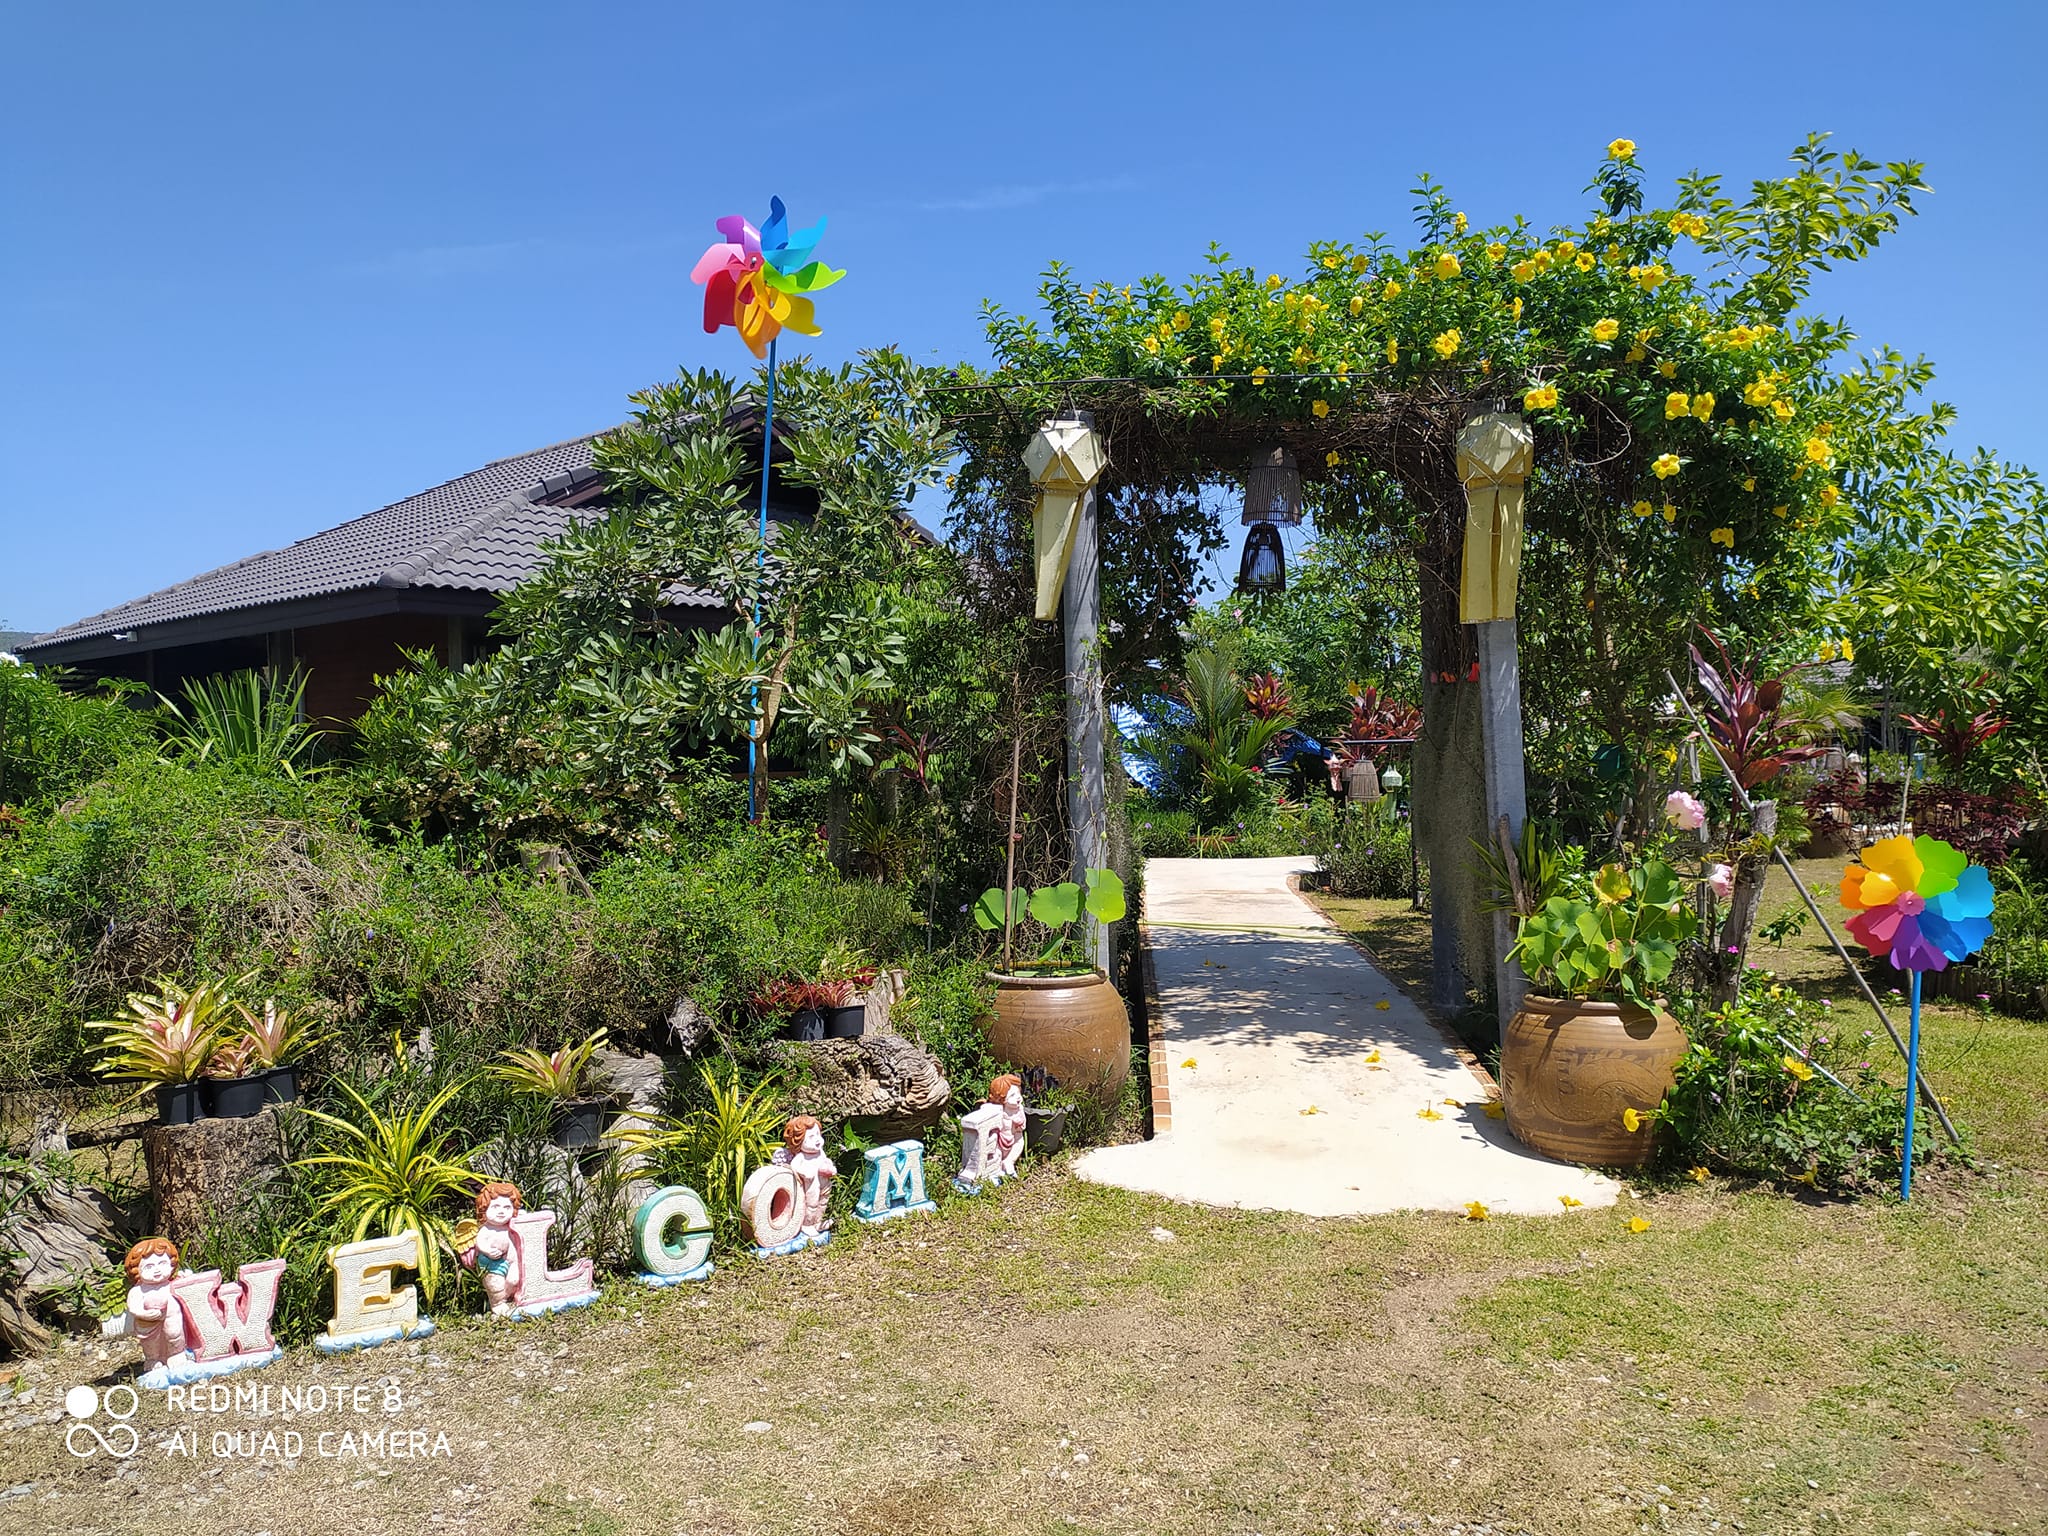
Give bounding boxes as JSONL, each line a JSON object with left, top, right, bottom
{"left": 1772, "top": 398, "right": 1795, "bottom": 420}
{"left": 1658, "top": 359, "right": 1678, "bottom": 378}
{"left": 1743, "top": 378, "right": 1775, "bottom": 406}
{"left": 1432, "top": 328, "right": 1461, "bottom": 358}
{"left": 1841, "top": 638, "right": 1855, "bottom": 662}
{"left": 1292, "top": 344, "right": 1313, "bottom": 365}
{"left": 1209, "top": 315, "right": 1227, "bottom": 338}
{"left": 1483, "top": 1101, "right": 1506, "bottom": 1119}
{"left": 1665, "top": 391, "right": 1691, "bottom": 420}
{"left": 1364, "top": 1049, "right": 1381, "bottom": 1063}
{"left": 1312, "top": 399, "right": 1330, "bottom": 418}
{"left": 1632, "top": 500, "right": 1653, "bottom": 517}
{"left": 1669, "top": 212, "right": 1709, "bottom": 239}
{"left": 1453, "top": 211, "right": 1468, "bottom": 234}
{"left": 1326, "top": 450, "right": 1342, "bottom": 468}
{"left": 1211, "top": 354, "right": 1224, "bottom": 371}
{"left": 1463, "top": 1201, "right": 1489, "bottom": 1221}
{"left": 1662, "top": 502, "right": 1678, "bottom": 523}
{"left": 1251, "top": 365, "right": 1268, "bottom": 384}
{"left": 1772, "top": 504, "right": 1789, "bottom": 518}
{"left": 1592, "top": 317, "right": 1620, "bottom": 343}
{"left": 1509, "top": 296, "right": 1524, "bottom": 322}
{"left": 1335, "top": 360, "right": 1350, "bottom": 377}
{"left": 1742, "top": 476, "right": 1757, "bottom": 492}
{"left": 1820, "top": 484, "right": 1839, "bottom": 507}
{"left": 1818, "top": 640, "right": 1839, "bottom": 662}
{"left": 1386, "top": 336, "right": 1400, "bottom": 365}
{"left": 1622, "top": 1107, "right": 1642, "bottom": 1132}
{"left": 1709, "top": 526, "right": 1735, "bottom": 549}
{"left": 1782, "top": 1054, "right": 1815, "bottom": 1082}
{"left": 1172, "top": 310, "right": 1190, "bottom": 332}
{"left": 1300, "top": 1104, "right": 1322, "bottom": 1115}
{"left": 1321, "top": 255, "right": 1341, "bottom": 270}
{"left": 1181, "top": 1058, "right": 1197, "bottom": 1069}
{"left": 1608, "top": 138, "right": 1637, "bottom": 160}
{"left": 1418, "top": 1104, "right": 1443, "bottom": 1121}
{"left": 1652, "top": 453, "right": 1681, "bottom": 479}
{"left": 1559, "top": 1194, "right": 1584, "bottom": 1208}
{"left": 1575, "top": 252, "right": 1596, "bottom": 272}
{"left": 1348, "top": 295, "right": 1364, "bottom": 317}
{"left": 1523, "top": 384, "right": 1559, "bottom": 411}
{"left": 1533, "top": 248, "right": 1554, "bottom": 272}
{"left": 1626, "top": 1216, "right": 1652, "bottom": 1234}
{"left": 1383, "top": 279, "right": 1403, "bottom": 300}
{"left": 1625, "top": 345, "right": 1645, "bottom": 363}
{"left": 1691, "top": 392, "right": 1716, "bottom": 422}
{"left": 1511, "top": 259, "right": 1538, "bottom": 283}
{"left": 1266, "top": 273, "right": 1284, "bottom": 290}
{"left": 1688, "top": 1165, "right": 1710, "bottom": 1184}
{"left": 1373, "top": 999, "right": 1391, "bottom": 1011}
{"left": 1633, "top": 263, "right": 1669, "bottom": 291}
{"left": 1804, "top": 436, "right": 1833, "bottom": 464}
{"left": 1434, "top": 252, "right": 1462, "bottom": 280}
{"left": 1486, "top": 242, "right": 1507, "bottom": 263}
{"left": 1143, "top": 335, "right": 1160, "bottom": 355}
{"left": 1350, "top": 253, "right": 1370, "bottom": 274}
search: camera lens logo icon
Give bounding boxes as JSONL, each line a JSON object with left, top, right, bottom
{"left": 64, "top": 1384, "right": 140, "bottom": 1459}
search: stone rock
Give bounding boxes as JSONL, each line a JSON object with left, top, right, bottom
{"left": 590, "top": 1047, "right": 668, "bottom": 1213}
{"left": 141, "top": 1107, "right": 285, "bottom": 1246}
{"left": 665, "top": 996, "right": 713, "bottom": 1057}
{"left": 769, "top": 1031, "right": 950, "bottom": 1141}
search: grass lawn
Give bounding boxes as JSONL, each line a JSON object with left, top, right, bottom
{"left": 3, "top": 879, "right": 2043, "bottom": 1536}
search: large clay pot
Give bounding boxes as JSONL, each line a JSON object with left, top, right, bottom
{"left": 985, "top": 970, "right": 1129, "bottom": 1109}
{"left": 1499, "top": 994, "right": 1688, "bottom": 1168}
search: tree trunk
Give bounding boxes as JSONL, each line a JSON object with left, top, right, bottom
{"left": 141, "top": 1107, "right": 286, "bottom": 1245}
{"left": 1710, "top": 799, "right": 1777, "bottom": 1006}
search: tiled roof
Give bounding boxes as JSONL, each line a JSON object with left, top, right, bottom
{"left": 26, "top": 435, "right": 621, "bottom": 649}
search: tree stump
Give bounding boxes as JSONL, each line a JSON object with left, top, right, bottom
{"left": 141, "top": 1107, "right": 285, "bottom": 1245}
{"left": 0, "top": 1164, "right": 119, "bottom": 1355}
{"left": 771, "top": 1032, "right": 951, "bottom": 1142}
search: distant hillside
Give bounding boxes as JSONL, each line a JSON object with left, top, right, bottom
{"left": 0, "top": 631, "right": 36, "bottom": 652}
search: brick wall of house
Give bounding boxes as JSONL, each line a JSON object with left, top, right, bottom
{"left": 293, "top": 613, "right": 452, "bottom": 723}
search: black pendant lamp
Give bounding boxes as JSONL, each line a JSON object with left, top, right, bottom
{"left": 1236, "top": 447, "right": 1301, "bottom": 595}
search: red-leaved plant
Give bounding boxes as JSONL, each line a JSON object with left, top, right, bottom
{"left": 1243, "top": 671, "right": 1294, "bottom": 721}
{"left": 1688, "top": 629, "right": 1829, "bottom": 790}
{"left": 1900, "top": 679, "right": 2006, "bottom": 775}
{"left": 1344, "top": 686, "right": 1422, "bottom": 743}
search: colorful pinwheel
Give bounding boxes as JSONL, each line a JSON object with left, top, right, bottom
{"left": 1839, "top": 834, "right": 1995, "bottom": 972}
{"left": 1839, "top": 833, "right": 1995, "bottom": 1200}
{"left": 690, "top": 196, "right": 845, "bottom": 360}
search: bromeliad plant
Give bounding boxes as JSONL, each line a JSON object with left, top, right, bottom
{"left": 488, "top": 1029, "right": 610, "bottom": 1101}
{"left": 975, "top": 868, "right": 1127, "bottom": 974}
{"left": 89, "top": 977, "right": 243, "bottom": 1088}
{"left": 1509, "top": 859, "right": 1694, "bottom": 1009}
{"left": 615, "top": 1061, "right": 786, "bottom": 1219}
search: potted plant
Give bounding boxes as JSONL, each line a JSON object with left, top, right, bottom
{"left": 1500, "top": 859, "right": 1694, "bottom": 1167}
{"left": 1022, "top": 1070, "right": 1074, "bottom": 1154}
{"left": 754, "top": 980, "right": 825, "bottom": 1043}
{"left": 88, "top": 978, "right": 235, "bottom": 1125}
{"left": 817, "top": 945, "right": 878, "bottom": 1039}
{"left": 974, "top": 867, "right": 1130, "bottom": 1109}
{"left": 489, "top": 1028, "right": 612, "bottom": 1149}
{"left": 205, "top": 997, "right": 318, "bottom": 1117}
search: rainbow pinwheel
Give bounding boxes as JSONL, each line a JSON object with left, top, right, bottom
{"left": 1839, "top": 833, "right": 1994, "bottom": 1201}
{"left": 690, "top": 196, "right": 845, "bottom": 359}
{"left": 1839, "top": 834, "right": 1995, "bottom": 973}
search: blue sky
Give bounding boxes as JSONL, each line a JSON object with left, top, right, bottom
{"left": 4, "top": 2, "right": 2042, "bottom": 634}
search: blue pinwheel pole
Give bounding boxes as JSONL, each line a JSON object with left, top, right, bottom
{"left": 748, "top": 337, "right": 776, "bottom": 823}
{"left": 1901, "top": 968, "right": 1923, "bottom": 1201}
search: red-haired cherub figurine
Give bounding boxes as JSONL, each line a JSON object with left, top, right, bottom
{"left": 461, "top": 1181, "right": 524, "bottom": 1316}
{"left": 123, "top": 1237, "right": 190, "bottom": 1370}
{"left": 989, "top": 1074, "right": 1026, "bottom": 1178}
{"left": 781, "top": 1115, "right": 836, "bottom": 1241}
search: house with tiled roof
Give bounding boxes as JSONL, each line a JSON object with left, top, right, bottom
{"left": 20, "top": 426, "right": 811, "bottom": 721}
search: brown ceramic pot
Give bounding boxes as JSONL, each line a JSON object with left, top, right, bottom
{"left": 985, "top": 970, "right": 1130, "bottom": 1109}
{"left": 1499, "top": 993, "right": 1688, "bottom": 1168}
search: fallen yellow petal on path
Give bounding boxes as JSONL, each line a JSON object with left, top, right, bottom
{"left": 1688, "top": 1165, "right": 1710, "bottom": 1184}
{"left": 1626, "top": 1216, "right": 1652, "bottom": 1234}
{"left": 1464, "top": 1201, "right": 1489, "bottom": 1221}
{"left": 1181, "top": 1058, "right": 1197, "bottom": 1069}
{"left": 1483, "top": 1102, "right": 1506, "bottom": 1119}
{"left": 1418, "top": 1105, "right": 1443, "bottom": 1121}
{"left": 1363, "top": 1049, "right": 1381, "bottom": 1063}
{"left": 1559, "top": 1195, "right": 1583, "bottom": 1208}
{"left": 1374, "top": 999, "right": 1392, "bottom": 1011}
{"left": 1442, "top": 1098, "right": 1464, "bottom": 1108}
{"left": 1299, "top": 1105, "right": 1321, "bottom": 1116}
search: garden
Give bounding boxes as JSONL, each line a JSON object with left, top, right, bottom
{"left": 2, "top": 135, "right": 2045, "bottom": 1535}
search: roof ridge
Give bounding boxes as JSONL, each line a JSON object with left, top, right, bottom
{"left": 377, "top": 491, "right": 536, "bottom": 589}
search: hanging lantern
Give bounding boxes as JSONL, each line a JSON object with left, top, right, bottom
{"left": 1241, "top": 447, "right": 1303, "bottom": 526}
{"left": 1236, "top": 523, "right": 1286, "bottom": 594}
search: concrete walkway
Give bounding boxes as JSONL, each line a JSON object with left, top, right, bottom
{"left": 1074, "top": 857, "right": 1618, "bottom": 1217}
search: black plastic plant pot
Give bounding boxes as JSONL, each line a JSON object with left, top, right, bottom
{"left": 205, "top": 1074, "right": 269, "bottom": 1120}
{"left": 1025, "top": 1105, "right": 1068, "bottom": 1155}
{"left": 782, "top": 1009, "right": 826, "bottom": 1043}
{"left": 824, "top": 1003, "right": 866, "bottom": 1039}
{"left": 551, "top": 1097, "right": 608, "bottom": 1150}
{"left": 155, "top": 1081, "right": 205, "bottom": 1125}
{"left": 258, "top": 1063, "right": 300, "bottom": 1107}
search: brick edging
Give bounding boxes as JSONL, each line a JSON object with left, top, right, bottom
{"left": 1138, "top": 928, "right": 1172, "bottom": 1135}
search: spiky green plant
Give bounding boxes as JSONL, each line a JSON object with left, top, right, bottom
{"left": 88, "top": 975, "right": 245, "bottom": 1087}
{"left": 294, "top": 1078, "right": 477, "bottom": 1303}
{"left": 487, "top": 1029, "right": 609, "bottom": 1100}
{"left": 615, "top": 1061, "right": 784, "bottom": 1217}
{"left": 158, "top": 668, "right": 327, "bottom": 777}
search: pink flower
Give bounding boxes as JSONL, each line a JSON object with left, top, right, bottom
{"left": 1664, "top": 790, "right": 1707, "bottom": 830}
{"left": 1704, "top": 862, "right": 1734, "bottom": 902}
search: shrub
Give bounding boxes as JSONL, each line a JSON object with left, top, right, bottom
{"left": 892, "top": 953, "right": 997, "bottom": 1109}
{"left": 0, "top": 666, "right": 154, "bottom": 810}
{"left": 1298, "top": 796, "right": 1413, "bottom": 898}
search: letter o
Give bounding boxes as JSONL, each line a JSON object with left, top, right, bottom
{"left": 633, "top": 1186, "right": 713, "bottom": 1277}
{"left": 740, "top": 1165, "right": 804, "bottom": 1250}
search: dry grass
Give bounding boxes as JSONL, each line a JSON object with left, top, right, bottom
{"left": 3, "top": 888, "right": 2044, "bottom": 1536}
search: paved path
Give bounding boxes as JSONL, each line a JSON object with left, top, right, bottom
{"left": 1074, "top": 857, "right": 1619, "bottom": 1217}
